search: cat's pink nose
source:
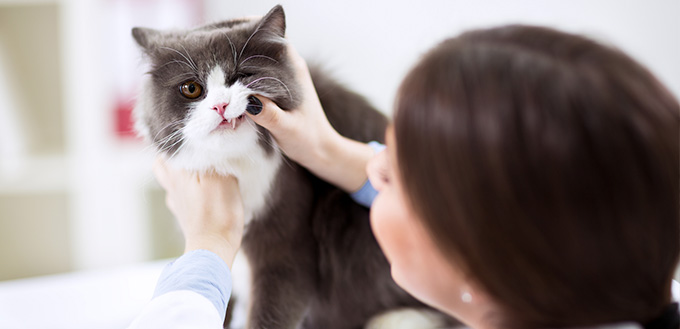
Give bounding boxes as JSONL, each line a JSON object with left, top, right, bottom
{"left": 212, "top": 102, "right": 229, "bottom": 116}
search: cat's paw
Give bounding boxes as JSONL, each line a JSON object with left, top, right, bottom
{"left": 365, "top": 308, "right": 457, "bottom": 329}
{"left": 227, "top": 251, "right": 252, "bottom": 329}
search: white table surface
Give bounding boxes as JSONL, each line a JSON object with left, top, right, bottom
{"left": 0, "top": 260, "right": 678, "bottom": 329}
{"left": 0, "top": 260, "right": 168, "bottom": 329}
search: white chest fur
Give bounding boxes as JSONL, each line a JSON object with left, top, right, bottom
{"left": 168, "top": 142, "right": 283, "bottom": 222}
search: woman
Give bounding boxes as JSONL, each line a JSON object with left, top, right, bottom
{"left": 131, "top": 25, "right": 680, "bottom": 328}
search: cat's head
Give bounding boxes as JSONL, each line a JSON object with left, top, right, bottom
{"left": 132, "top": 5, "right": 298, "bottom": 172}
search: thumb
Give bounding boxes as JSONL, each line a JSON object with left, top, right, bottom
{"left": 245, "top": 95, "right": 287, "bottom": 132}
{"left": 152, "top": 156, "right": 172, "bottom": 190}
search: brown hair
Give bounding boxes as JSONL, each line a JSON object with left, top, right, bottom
{"left": 394, "top": 25, "right": 680, "bottom": 327}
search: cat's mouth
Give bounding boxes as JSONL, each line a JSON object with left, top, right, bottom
{"left": 217, "top": 114, "right": 246, "bottom": 130}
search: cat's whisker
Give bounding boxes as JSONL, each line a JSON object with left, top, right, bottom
{"left": 240, "top": 55, "right": 278, "bottom": 66}
{"left": 138, "top": 120, "right": 185, "bottom": 156}
{"left": 159, "top": 46, "right": 199, "bottom": 73}
{"left": 156, "top": 126, "right": 183, "bottom": 143}
{"left": 160, "top": 72, "right": 201, "bottom": 87}
{"left": 238, "top": 26, "right": 262, "bottom": 60}
{"left": 246, "top": 77, "right": 293, "bottom": 100}
{"left": 139, "top": 139, "right": 170, "bottom": 157}
{"left": 167, "top": 137, "right": 188, "bottom": 161}
{"left": 152, "top": 119, "right": 186, "bottom": 142}
{"left": 162, "top": 133, "right": 186, "bottom": 151}
{"left": 220, "top": 31, "right": 238, "bottom": 68}
{"left": 179, "top": 44, "right": 199, "bottom": 72}
{"left": 159, "top": 133, "right": 184, "bottom": 154}
{"left": 173, "top": 71, "right": 199, "bottom": 78}
{"left": 157, "top": 59, "right": 197, "bottom": 73}
{"left": 166, "top": 144, "right": 185, "bottom": 161}
{"left": 154, "top": 123, "right": 185, "bottom": 146}
{"left": 159, "top": 134, "right": 186, "bottom": 155}
{"left": 157, "top": 137, "right": 179, "bottom": 154}
{"left": 137, "top": 143, "right": 155, "bottom": 156}
{"left": 156, "top": 130, "right": 186, "bottom": 155}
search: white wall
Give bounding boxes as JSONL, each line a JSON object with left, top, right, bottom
{"left": 205, "top": 0, "right": 680, "bottom": 113}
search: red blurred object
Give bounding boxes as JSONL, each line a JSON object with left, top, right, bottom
{"left": 110, "top": 0, "right": 204, "bottom": 141}
{"left": 114, "top": 98, "right": 139, "bottom": 139}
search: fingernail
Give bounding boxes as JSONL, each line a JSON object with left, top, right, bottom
{"left": 246, "top": 95, "right": 263, "bottom": 115}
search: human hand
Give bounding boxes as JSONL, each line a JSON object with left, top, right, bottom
{"left": 152, "top": 157, "right": 245, "bottom": 267}
{"left": 245, "top": 44, "right": 341, "bottom": 170}
{"left": 246, "top": 43, "right": 374, "bottom": 192}
{"left": 366, "top": 148, "right": 389, "bottom": 193}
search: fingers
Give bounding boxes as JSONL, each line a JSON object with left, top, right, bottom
{"left": 211, "top": 172, "right": 242, "bottom": 198}
{"left": 164, "top": 194, "right": 176, "bottom": 214}
{"left": 153, "top": 157, "right": 171, "bottom": 190}
{"left": 366, "top": 150, "right": 388, "bottom": 192}
{"left": 245, "top": 95, "right": 286, "bottom": 132}
{"left": 286, "top": 45, "right": 317, "bottom": 96}
{"left": 154, "top": 157, "right": 179, "bottom": 213}
{"left": 154, "top": 156, "right": 239, "bottom": 189}
{"left": 286, "top": 43, "right": 309, "bottom": 75}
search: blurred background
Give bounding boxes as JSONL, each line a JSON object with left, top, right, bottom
{"left": 0, "top": 0, "right": 678, "bottom": 328}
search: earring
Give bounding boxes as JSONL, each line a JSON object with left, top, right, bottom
{"left": 460, "top": 287, "right": 473, "bottom": 304}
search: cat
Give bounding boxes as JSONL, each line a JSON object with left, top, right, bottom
{"left": 132, "top": 5, "right": 457, "bottom": 329}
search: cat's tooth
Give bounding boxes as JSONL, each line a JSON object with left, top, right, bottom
{"left": 232, "top": 119, "right": 236, "bottom": 129}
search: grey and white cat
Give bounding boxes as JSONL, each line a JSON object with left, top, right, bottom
{"left": 132, "top": 5, "right": 457, "bottom": 329}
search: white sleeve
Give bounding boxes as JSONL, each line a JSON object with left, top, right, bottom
{"left": 127, "top": 290, "right": 224, "bottom": 329}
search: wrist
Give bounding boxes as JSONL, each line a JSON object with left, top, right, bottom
{"left": 315, "top": 129, "right": 345, "bottom": 168}
{"left": 185, "top": 234, "right": 241, "bottom": 268}
{"left": 309, "top": 132, "right": 374, "bottom": 193}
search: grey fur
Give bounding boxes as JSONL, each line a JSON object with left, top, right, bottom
{"left": 133, "top": 5, "right": 457, "bottom": 329}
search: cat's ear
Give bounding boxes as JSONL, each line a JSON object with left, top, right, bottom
{"left": 132, "top": 27, "right": 163, "bottom": 50}
{"left": 256, "top": 5, "right": 286, "bottom": 40}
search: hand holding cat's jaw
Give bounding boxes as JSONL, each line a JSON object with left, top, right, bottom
{"left": 153, "top": 157, "right": 245, "bottom": 267}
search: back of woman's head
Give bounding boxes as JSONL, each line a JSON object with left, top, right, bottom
{"left": 394, "top": 25, "right": 679, "bottom": 327}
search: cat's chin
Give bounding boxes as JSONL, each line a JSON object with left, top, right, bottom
{"left": 166, "top": 127, "right": 268, "bottom": 172}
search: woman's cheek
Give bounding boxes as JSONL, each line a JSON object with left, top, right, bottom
{"left": 369, "top": 191, "right": 394, "bottom": 264}
{"left": 369, "top": 187, "right": 417, "bottom": 285}
{"left": 370, "top": 186, "right": 459, "bottom": 305}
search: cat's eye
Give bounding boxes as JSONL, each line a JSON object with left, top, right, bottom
{"left": 179, "top": 81, "right": 203, "bottom": 99}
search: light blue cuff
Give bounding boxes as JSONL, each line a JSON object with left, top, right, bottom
{"left": 367, "top": 141, "right": 387, "bottom": 155}
{"left": 154, "top": 250, "right": 232, "bottom": 322}
{"left": 350, "top": 141, "right": 386, "bottom": 208}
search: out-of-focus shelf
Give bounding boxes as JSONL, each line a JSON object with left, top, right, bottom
{"left": 0, "top": 3, "right": 66, "bottom": 156}
{"left": 0, "top": 155, "right": 69, "bottom": 194}
{"left": 0, "top": 0, "right": 58, "bottom": 6}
